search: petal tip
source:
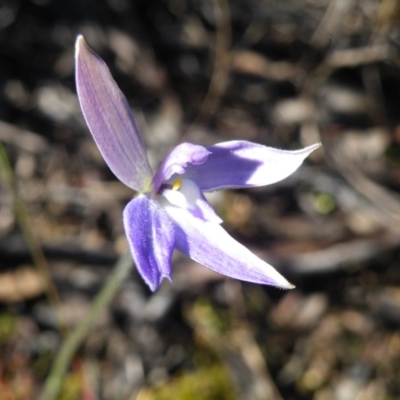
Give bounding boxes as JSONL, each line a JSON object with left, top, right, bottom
{"left": 273, "top": 277, "right": 295, "bottom": 290}
{"left": 163, "top": 273, "right": 173, "bottom": 283}
{"left": 300, "top": 142, "right": 321, "bottom": 157}
{"left": 266, "top": 268, "right": 296, "bottom": 290}
{"left": 309, "top": 142, "right": 322, "bottom": 152}
{"left": 141, "top": 272, "right": 163, "bottom": 292}
{"left": 75, "top": 34, "right": 86, "bottom": 56}
{"left": 146, "top": 275, "right": 171, "bottom": 292}
{"left": 285, "top": 282, "right": 296, "bottom": 290}
{"left": 75, "top": 35, "right": 95, "bottom": 64}
{"left": 146, "top": 281, "right": 160, "bottom": 292}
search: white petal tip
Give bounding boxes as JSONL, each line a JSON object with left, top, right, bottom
{"left": 285, "top": 282, "right": 296, "bottom": 290}
{"left": 300, "top": 142, "right": 321, "bottom": 157}
{"left": 266, "top": 266, "right": 296, "bottom": 290}
{"left": 308, "top": 143, "right": 322, "bottom": 152}
{"left": 75, "top": 35, "right": 85, "bottom": 53}
{"left": 273, "top": 279, "right": 295, "bottom": 290}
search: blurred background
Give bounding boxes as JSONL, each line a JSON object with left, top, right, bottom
{"left": 1, "top": 0, "right": 400, "bottom": 399}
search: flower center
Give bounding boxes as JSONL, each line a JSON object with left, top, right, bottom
{"left": 160, "top": 177, "right": 222, "bottom": 224}
{"left": 171, "top": 177, "right": 182, "bottom": 191}
{"left": 161, "top": 177, "right": 199, "bottom": 209}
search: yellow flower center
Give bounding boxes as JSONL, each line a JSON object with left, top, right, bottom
{"left": 171, "top": 177, "right": 182, "bottom": 191}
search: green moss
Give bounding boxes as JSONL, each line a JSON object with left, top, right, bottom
{"left": 141, "top": 300, "right": 237, "bottom": 400}
{"left": 244, "top": 286, "right": 269, "bottom": 315}
{"left": 0, "top": 313, "right": 17, "bottom": 345}
{"left": 57, "top": 371, "right": 82, "bottom": 400}
{"left": 313, "top": 192, "right": 336, "bottom": 215}
{"left": 385, "top": 146, "right": 400, "bottom": 165}
{"left": 191, "top": 299, "right": 231, "bottom": 337}
{"left": 148, "top": 365, "right": 236, "bottom": 400}
{"left": 32, "top": 349, "right": 54, "bottom": 379}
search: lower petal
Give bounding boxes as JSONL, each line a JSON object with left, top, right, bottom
{"left": 123, "top": 195, "right": 175, "bottom": 291}
{"left": 164, "top": 204, "right": 293, "bottom": 289}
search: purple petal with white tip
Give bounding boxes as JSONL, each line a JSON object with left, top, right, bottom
{"left": 183, "top": 141, "right": 320, "bottom": 191}
{"left": 153, "top": 142, "right": 210, "bottom": 192}
{"left": 75, "top": 36, "right": 152, "bottom": 191}
{"left": 123, "top": 195, "right": 175, "bottom": 291}
{"left": 163, "top": 203, "right": 293, "bottom": 289}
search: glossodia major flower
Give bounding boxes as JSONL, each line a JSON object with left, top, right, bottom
{"left": 75, "top": 35, "right": 320, "bottom": 292}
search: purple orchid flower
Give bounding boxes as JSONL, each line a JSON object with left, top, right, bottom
{"left": 75, "top": 35, "right": 320, "bottom": 292}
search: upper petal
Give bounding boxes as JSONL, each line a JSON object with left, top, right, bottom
{"left": 75, "top": 35, "right": 152, "bottom": 191}
{"left": 183, "top": 141, "right": 321, "bottom": 191}
{"left": 123, "top": 195, "right": 175, "bottom": 291}
{"left": 152, "top": 142, "right": 210, "bottom": 193}
{"left": 163, "top": 203, "right": 293, "bottom": 289}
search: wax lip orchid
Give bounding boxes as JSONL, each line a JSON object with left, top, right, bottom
{"left": 75, "top": 35, "right": 320, "bottom": 291}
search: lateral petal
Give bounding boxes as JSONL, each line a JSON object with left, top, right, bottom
{"left": 75, "top": 35, "right": 152, "bottom": 191}
{"left": 163, "top": 203, "right": 293, "bottom": 289}
{"left": 123, "top": 195, "right": 175, "bottom": 291}
{"left": 184, "top": 141, "right": 320, "bottom": 191}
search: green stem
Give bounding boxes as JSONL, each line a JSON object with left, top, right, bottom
{"left": 38, "top": 251, "right": 133, "bottom": 400}
{"left": 0, "top": 141, "right": 66, "bottom": 334}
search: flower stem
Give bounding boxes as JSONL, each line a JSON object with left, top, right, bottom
{"left": 0, "top": 141, "right": 67, "bottom": 334}
{"left": 38, "top": 251, "right": 133, "bottom": 400}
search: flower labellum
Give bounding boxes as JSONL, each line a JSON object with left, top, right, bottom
{"left": 75, "top": 35, "right": 320, "bottom": 291}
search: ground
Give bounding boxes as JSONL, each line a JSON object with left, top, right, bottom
{"left": 1, "top": 0, "right": 400, "bottom": 399}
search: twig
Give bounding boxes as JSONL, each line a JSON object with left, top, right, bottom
{"left": 0, "top": 120, "right": 48, "bottom": 153}
{"left": 37, "top": 251, "right": 133, "bottom": 400}
{"left": 284, "top": 234, "right": 400, "bottom": 274}
{"left": 194, "top": 0, "right": 231, "bottom": 124}
{"left": 310, "top": 0, "right": 352, "bottom": 48}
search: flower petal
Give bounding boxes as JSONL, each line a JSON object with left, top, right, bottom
{"left": 183, "top": 141, "right": 321, "bottom": 191}
{"left": 123, "top": 195, "right": 175, "bottom": 291}
{"left": 153, "top": 142, "right": 210, "bottom": 193}
{"left": 163, "top": 203, "right": 293, "bottom": 289}
{"left": 75, "top": 35, "right": 152, "bottom": 191}
{"left": 162, "top": 178, "right": 222, "bottom": 224}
